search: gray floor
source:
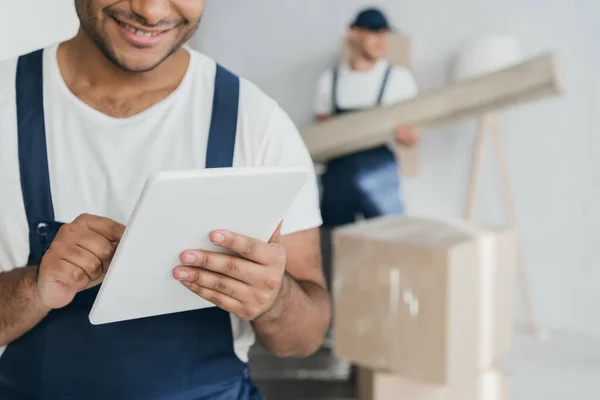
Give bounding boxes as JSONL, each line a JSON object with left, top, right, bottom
{"left": 506, "top": 330, "right": 600, "bottom": 400}
{"left": 250, "top": 329, "right": 600, "bottom": 400}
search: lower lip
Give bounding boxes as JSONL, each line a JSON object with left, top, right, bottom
{"left": 112, "top": 18, "right": 169, "bottom": 47}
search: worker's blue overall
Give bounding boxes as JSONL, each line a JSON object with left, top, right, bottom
{"left": 320, "top": 65, "right": 403, "bottom": 228}
{"left": 0, "top": 49, "right": 263, "bottom": 400}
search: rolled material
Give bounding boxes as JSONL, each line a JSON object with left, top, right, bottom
{"left": 302, "top": 52, "right": 564, "bottom": 164}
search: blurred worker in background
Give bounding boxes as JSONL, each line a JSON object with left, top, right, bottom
{"left": 314, "top": 7, "right": 420, "bottom": 228}
{"left": 314, "top": 8, "right": 420, "bottom": 348}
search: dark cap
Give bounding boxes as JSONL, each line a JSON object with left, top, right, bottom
{"left": 350, "top": 8, "right": 393, "bottom": 32}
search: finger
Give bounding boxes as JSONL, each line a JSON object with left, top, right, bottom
{"left": 179, "top": 251, "right": 254, "bottom": 283}
{"left": 269, "top": 221, "right": 283, "bottom": 244}
{"left": 173, "top": 267, "right": 250, "bottom": 301}
{"left": 59, "top": 243, "right": 105, "bottom": 282}
{"left": 180, "top": 282, "right": 244, "bottom": 314}
{"left": 209, "top": 231, "right": 273, "bottom": 264}
{"left": 75, "top": 214, "right": 125, "bottom": 243}
{"left": 74, "top": 230, "right": 117, "bottom": 263}
{"left": 47, "top": 259, "right": 90, "bottom": 292}
{"left": 396, "top": 126, "right": 416, "bottom": 138}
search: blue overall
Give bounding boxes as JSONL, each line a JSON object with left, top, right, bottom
{"left": 0, "top": 49, "right": 263, "bottom": 400}
{"left": 320, "top": 65, "right": 403, "bottom": 228}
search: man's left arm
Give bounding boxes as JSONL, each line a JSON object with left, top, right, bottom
{"left": 251, "top": 227, "right": 329, "bottom": 357}
{"left": 387, "top": 66, "right": 421, "bottom": 147}
{"left": 173, "top": 103, "right": 330, "bottom": 358}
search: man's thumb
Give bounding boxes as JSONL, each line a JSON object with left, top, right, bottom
{"left": 269, "top": 220, "right": 284, "bottom": 243}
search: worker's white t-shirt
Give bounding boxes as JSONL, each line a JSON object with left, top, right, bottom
{"left": 0, "top": 44, "right": 322, "bottom": 362}
{"left": 314, "top": 59, "right": 418, "bottom": 115}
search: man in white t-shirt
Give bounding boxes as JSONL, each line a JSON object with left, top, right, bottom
{"left": 0, "top": 1, "right": 329, "bottom": 399}
{"left": 314, "top": 8, "right": 420, "bottom": 228}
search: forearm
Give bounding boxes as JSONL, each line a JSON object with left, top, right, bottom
{"left": 0, "top": 266, "right": 50, "bottom": 346}
{"left": 252, "top": 274, "right": 331, "bottom": 358}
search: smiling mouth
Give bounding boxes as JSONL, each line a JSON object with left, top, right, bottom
{"left": 111, "top": 16, "right": 171, "bottom": 38}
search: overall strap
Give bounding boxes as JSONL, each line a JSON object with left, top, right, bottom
{"left": 376, "top": 65, "right": 393, "bottom": 106}
{"left": 16, "top": 49, "right": 58, "bottom": 265}
{"left": 2, "top": 55, "right": 253, "bottom": 400}
{"left": 331, "top": 67, "right": 340, "bottom": 113}
{"left": 205, "top": 64, "right": 240, "bottom": 169}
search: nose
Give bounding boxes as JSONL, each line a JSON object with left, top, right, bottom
{"left": 130, "top": 0, "right": 172, "bottom": 26}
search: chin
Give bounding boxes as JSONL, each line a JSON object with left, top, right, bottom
{"left": 363, "top": 49, "right": 381, "bottom": 60}
{"left": 110, "top": 47, "right": 176, "bottom": 73}
{"left": 120, "top": 62, "right": 163, "bottom": 73}
{"left": 111, "top": 56, "right": 161, "bottom": 73}
{"left": 92, "top": 28, "right": 184, "bottom": 73}
{"left": 124, "top": 54, "right": 165, "bottom": 70}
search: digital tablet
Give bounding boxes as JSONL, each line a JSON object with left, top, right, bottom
{"left": 89, "top": 166, "right": 310, "bottom": 325}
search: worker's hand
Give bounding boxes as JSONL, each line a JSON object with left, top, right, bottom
{"left": 37, "top": 214, "right": 125, "bottom": 310}
{"left": 173, "top": 222, "right": 287, "bottom": 321}
{"left": 395, "top": 125, "right": 420, "bottom": 146}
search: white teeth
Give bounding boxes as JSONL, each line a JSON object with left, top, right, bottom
{"left": 119, "top": 21, "right": 161, "bottom": 38}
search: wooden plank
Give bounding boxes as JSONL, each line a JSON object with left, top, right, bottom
{"left": 302, "top": 52, "right": 564, "bottom": 164}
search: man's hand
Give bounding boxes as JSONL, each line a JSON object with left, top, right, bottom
{"left": 37, "top": 214, "right": 125, "bottom": 310}
{"left": 395, "top": 125, "right": 420, "bottom": 146}
{"left": 173, "top": 222, "right": 287, "bottom": 321}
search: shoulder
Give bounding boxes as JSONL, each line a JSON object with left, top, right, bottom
{"left": 187, "top": 47, "right": 278, "bottom": 116}
{"left": 187, "top": 48, "right": 281, "bottom": 130}
{"left": 0, "top": 56, "right": 18, "bottom": 106}
{"left": 0, "top": 56, "right": 17, "bottom": 80}
{"left": 0, "top": 56, "right": 18, "bottom": 147}
{"left": 186, "top": 49, "right": 302, "bottom": 161}
{"left": 236, "top": 68, "right": 286, "bottom": 145}
{"left": 234, "top": 71, "right": 312, "bottom": 169}
{"left": 237, "top": 76, "right": 303, "bottom": 162}
{"left": 385, "top": 63, "right": 418, "bottom": 98}
{"left": 239, "top": 75, "right": 279, "bottom": 125}
{"left": 388, "top": 64, "right": 417, "bottom": 83}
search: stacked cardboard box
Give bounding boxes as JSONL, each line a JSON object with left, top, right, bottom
{"left": 356, "top": 367, "right": 509, "bottom": 400}
{"left": 332, "top": 216, "right": 517, "bottom": 399}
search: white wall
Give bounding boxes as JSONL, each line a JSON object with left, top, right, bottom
{"left": 2, "top": 0, "right": 599, "bottom": 335}
{"left": 0, "top": 0, "right": 78, "bottom": 60}
{"left": 196, "top": 0, "right": 600, "bottom": 336}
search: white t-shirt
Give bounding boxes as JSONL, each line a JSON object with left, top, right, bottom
{"left": 0, "top": 44, "right": 322, "bottom": 362}
{"left": 314, "top": 59, "right": 418, "bottom": 115}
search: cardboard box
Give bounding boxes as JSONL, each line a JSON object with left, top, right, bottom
{"left": 357, "top": 366, "right": 509, "bottom": 400}
{"left": 333, "top": 216, "right": 517, "bottom": 384}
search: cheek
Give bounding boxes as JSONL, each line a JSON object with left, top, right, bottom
{"left": 372, "top": 38, "right": 386, "bottom": 52}
{"left": 175, "top": 1, "right": 205, "bottom": 23}
{"left": 75, "top": 0, "right": 99, "bottom": 30}
{"left": 366, "top": 39, "right": 379, "bottom": 52}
